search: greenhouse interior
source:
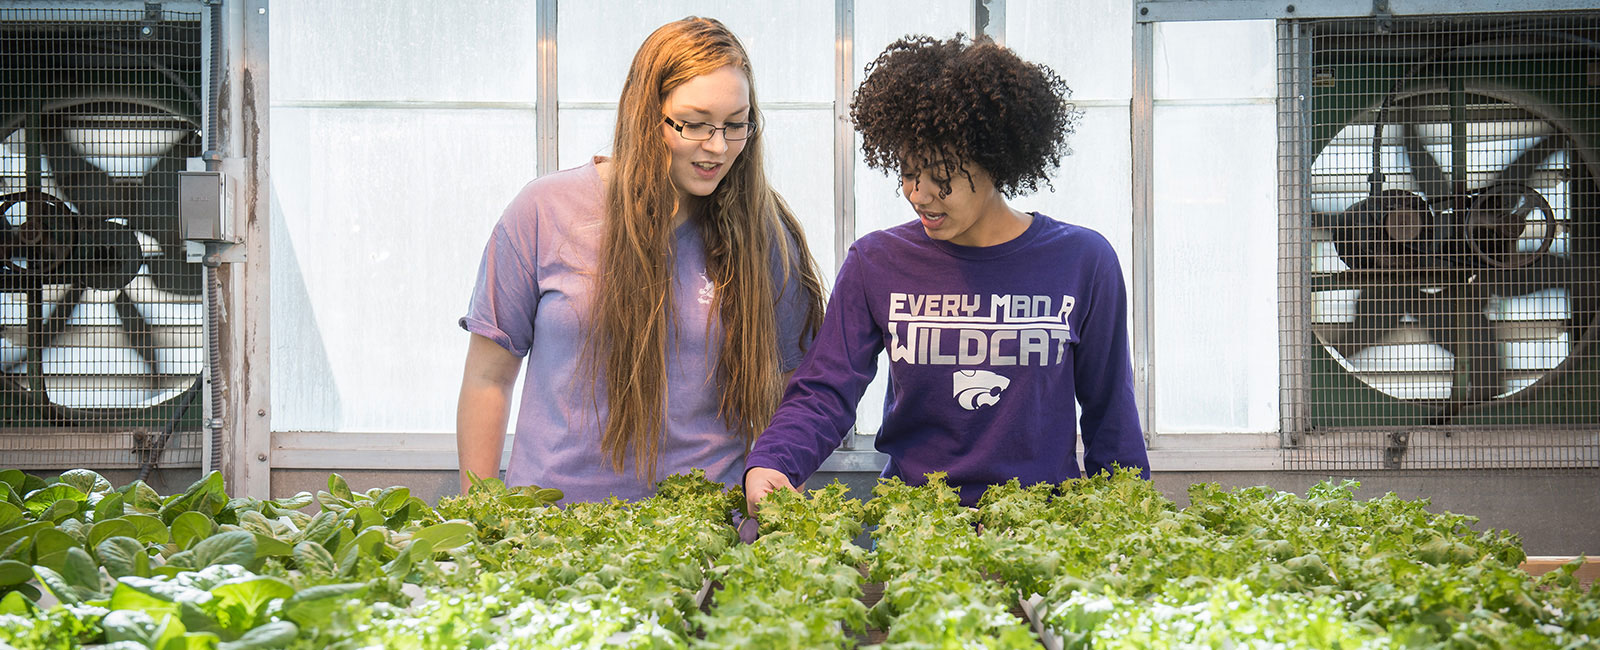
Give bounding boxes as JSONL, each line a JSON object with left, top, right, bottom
{"left": 1, "top": 0, "right": 1597, "bottom": 647}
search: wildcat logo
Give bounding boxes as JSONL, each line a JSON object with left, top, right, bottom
{"left": 953, "top": 369, "right": 1011, "bottom": 410}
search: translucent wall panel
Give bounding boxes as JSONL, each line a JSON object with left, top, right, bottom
{"left": 1154, "top": 20, "right": 1275, "bottom": 101}
{"left": 270, "top": 0, "right": 539, "bottom": 434}
{"left": 271, "top": 108, "right": 539, "bottom": 432}
{"left": 1151, "top": 104, "right": 1279, "bottom": 433}
{"left": 558, "top": 2, "right": 832, "bottom": 104}
{"left": 556, "top": 108, "right": 614, "bottom": 171}
{"left": 853, "top": 163, "right": 909, "bottom": 238}
{"left": 1147, "top": 19, "right": 1279, "bottom": 434}
{"left": 1007, "top": 0, "right": 1132, "bottom": 101}
{"left": 853, "top": 0, "right": 970, "bottom": 77}
{"left": 761, "top": 110, "right": 839, "bottom": 276}
{"left": 271, "top": 0, "right": 538, "bottom": 104}
{"left": 1015, "top": 107, "right": 1136, "bottom": 283}
{"left": 1006, "top": 1, "right": 1138, "bottom": 368}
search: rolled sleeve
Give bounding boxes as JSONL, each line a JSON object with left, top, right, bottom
{"left": 460, "top": 223, "right": 538, "bottom": 357}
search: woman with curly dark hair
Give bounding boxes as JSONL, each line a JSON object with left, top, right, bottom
{"left": 745, "top": 34, "right": 1149, "bottom": 515}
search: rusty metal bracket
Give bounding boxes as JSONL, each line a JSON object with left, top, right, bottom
{"left": 1372, "top": 0, "right": 1394, "bottom": 33}
{"left": 1383, "top": 431, "right": 1411, "bottom": 469}
{"left": 141, "top": 2, "right": 162, "bottom": 39}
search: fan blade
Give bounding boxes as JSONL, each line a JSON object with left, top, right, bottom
{"left": 112, "top": 290, "right": 160, "bottom": 381}
{"left": 1309, "top": 209, "right": 1348, "bottom": 231}
{"left": 39, "top": 124, "right": 202, "bottom": 295}
{"left": 1400, "top": 118, "right": 1450, "bottom": 202}
{"left": 34, "top": 125, "right": 116, "bottom": 207}
{"left": 38, "top": 285, "right": 84, "bottom": 349}
{"left": 1496, "top": 135, "right": 1565, "bottom": 186}
{"left": 1329, "top": 281, "right": 1407, "bottom": 357}
{"left": 128, "top": 152, "right": 201, "bottom": 296}
{"left": 1483, "top": 256, "right": 1593, "bottom": 296}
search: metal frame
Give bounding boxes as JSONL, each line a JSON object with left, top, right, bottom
{"left": 834, "top": 0, "right": 855, "bottom": 274}
{"left": 1131, "top": 21, "right": 1156, "bottom": 439}
{"left": 269, "top": 430, "right": 1290, "bottom": 472}
{"left": 976, "top": 0, "right": 1005, "bottom": 45}
{"left": 1136, "top": 0, "right": 1600, "bottom": 23}
{"left": 232, "top": 0, "right": 270, "bottom": 497}
{"left": 536, "top": 0, "right": 558, "bottom": 176}
{"left": 0, "top": 0, "right": 210, "bottom": 17}
{"left": 1276, "top": 20, "right": 1312, "bottom": 446}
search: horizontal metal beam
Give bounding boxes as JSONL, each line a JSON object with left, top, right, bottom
{"left": 0, "top": 0, "right": 209, "bottom": 19}
{"left": 269, "top": 431, "right": 1291, "bottom": 473}
{"left": 271, "top": 430, "right": 897, "bottom": 474}
{"left": 1137, "top": 0, "right": 1600, "bottom": 23}
{"left": 273, "top": 100, "right": 540, "bottom": 111}
{"left": 558, "top": 101, "right": 834, "bottom": 111}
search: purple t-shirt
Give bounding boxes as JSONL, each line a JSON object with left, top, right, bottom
{"left": 746, "top": 214, "right": 1150, "bottom": 506}
{"left": 461, "top": 160, "right": 811, "bottom": 504}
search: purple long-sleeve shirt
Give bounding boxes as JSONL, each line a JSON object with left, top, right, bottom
{"left": 746, "top": 214, "right": 1149, "bottom": 506}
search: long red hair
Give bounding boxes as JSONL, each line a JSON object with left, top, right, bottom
{"left": 587, "top": 17, "right": 825, "bottom": 481}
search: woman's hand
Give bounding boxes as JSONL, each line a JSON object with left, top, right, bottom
{"left": 743, "top": 466, "right": 796, "bottom": 519}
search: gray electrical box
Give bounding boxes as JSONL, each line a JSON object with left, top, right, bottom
{"left": 178, "top": 170, "right": 232, "bottom": 242}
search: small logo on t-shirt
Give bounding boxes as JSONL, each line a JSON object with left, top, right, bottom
{"left": 953, "top": 369, "right": 1011, "bottom": 410}
{"left": 698, "top": 272, "right": 715, "bottom": 305}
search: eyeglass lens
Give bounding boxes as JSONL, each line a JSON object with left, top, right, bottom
{"left": 677, "top": 121, "right": 754, "bottom": 141}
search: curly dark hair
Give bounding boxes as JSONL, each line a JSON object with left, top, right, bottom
{"left": 850, "top": 34, "right": 1079, "bottom": 198}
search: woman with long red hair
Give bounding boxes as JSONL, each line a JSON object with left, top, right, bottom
{"left": 457, "top": 17, "right": 824, "bottom": 503}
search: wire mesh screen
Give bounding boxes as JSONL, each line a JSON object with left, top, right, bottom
{"left": 0, "top": 7, "right": 205, "bottom": 470}
{"left": 1279, "top": 11, "right": 1600, "bottom": 470}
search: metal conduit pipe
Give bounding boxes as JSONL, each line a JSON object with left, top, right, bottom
{"left": 206, "top": 260, "right": 224, "bottom": 472}
{"left": 203, "top": 0, "right": 225, "bottom": 474}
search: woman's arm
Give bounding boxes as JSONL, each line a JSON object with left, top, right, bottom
{"left": 456, "top": 333, "right": 524, "bottom": 494}
{"left": 1072, "top": 238, "right": 1150, "bottom": 478}
{"left": 745, "top": 249, "right": 884, "bottom": 513}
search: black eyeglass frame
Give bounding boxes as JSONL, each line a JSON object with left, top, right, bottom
{"left": 661, "top": 116, "right": 759, "bottom": 142}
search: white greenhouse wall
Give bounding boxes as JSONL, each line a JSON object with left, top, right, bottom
{"left": 266, "top": 1, "right": 1287, "bottom": 464}
{"left": 1150, "top": 20, "right": 1280, "bottom": 434}
{"left": 269, "top": 0, "right": 541, "bottom": 433}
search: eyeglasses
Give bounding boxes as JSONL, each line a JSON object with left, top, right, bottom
{"left": 662, "top": 116, "right": 757, "bottom": 142}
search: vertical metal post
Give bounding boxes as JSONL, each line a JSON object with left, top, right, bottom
{"left": 536, "top": 0, "right": 558, "bottom": 176}
{"left": 1278, "top": 21, "right": 1311, "bottom": 447}
{"left": 1131, "top": 19, "right": 1155, "bottom": 438}
{"left": 834, "top": 0, "right": 859, "bottom": 449}
{"left": 834, "top": 0, "right": 855, "bottom": 274}
{"left": 975, "top": 0, "right": 1005, "bottom": 45}
{"left": 233, "top": 0, "right": 272, "bottom": 498}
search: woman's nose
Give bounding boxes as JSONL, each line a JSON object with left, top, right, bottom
{"left": 701, "top": 131, "right": 730, "bottom": 154}
{"left": 903, "top": 181, "right": 930, "bottom": 205}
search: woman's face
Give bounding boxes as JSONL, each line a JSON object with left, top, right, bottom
{"left": 900, "top": 159, "right": 1011, "bottom": 247}
{"left": 660, "top": 65, "right": 751, "bottom": 211}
